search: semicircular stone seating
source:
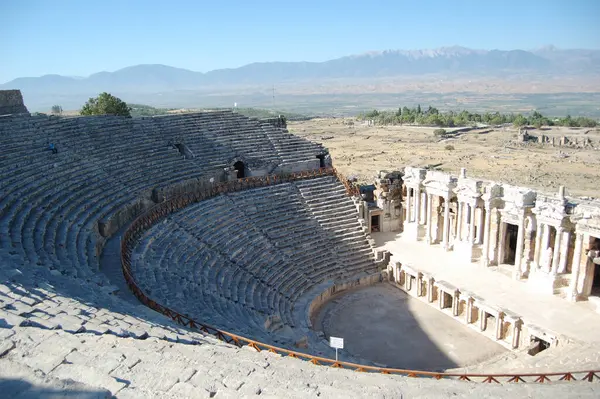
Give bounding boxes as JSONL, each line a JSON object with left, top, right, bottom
{"left": 0, "top": 111, "right": 323, "bottom": 280}
{"left": 130, "top": 176, "right": 378, "bottom": 348}
{"left": 0, "top": 110, "right": 369, "bottom": 354}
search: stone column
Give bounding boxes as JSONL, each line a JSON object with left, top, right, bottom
{"left": 477, "top": 207, "right": 484, "bottom": 245}
{"left": 420, "top": 192, "right": 426, "bottom": 225}
{"left": 414, "top": 187, "right": 421, "bottom": 225}
{"left": 489, "top": 209, "right": 500, "bottom": 265}
{"left": 452, "top": 293, "right": 460, "bottom": 316}
{"left": 427, "top": 277, "right": 434, "bottom": 302}
{"left": 481, "top": 205, "right": 492, "bottom": 267}
{"left": 438, "top": 289, "right": 445, "bottom": 309}
{"left": 551, "top": 226, "right": 563, "bottom": 275}
{"left": 512, "top": 321, "right": 522, "bottom": 349}
{"left": 426, "top": 193, "right": 433, "bottom": 244}
{"left": 469, "top": 204, "right": 476, "bottom": 244}
{"left": 495, "top": 313, "right": 505, "bottom": 340}
{"left": 457, "top": 201, "right": 464, "bottom": 242}
{"left": 497, "top": 222, "right": 507, "bottom": 265}
{"left": 416, "top": 273, "right": 423, "bottom": 296}
{"left": 465, "top": 297, "right": 473, "bottom": 323}
{"left": 514, "top": 216, "right": 525, "bottom": 279}
{"left": 540, "top": 224, "right": 551, "bottom": 272}
{"left": 568, "top": 232, "right": 585, "bottom": 301}
{"left": 443, "top": 196, "right": 450, "bottom": 250}
{"left": 558, "top": 230, "right": 570, "bottom": 274}
{"left": 406, "top": 188, "right": 412, "bottom": 224}
{"left": 533, "top": 221, "right": 544, "bottom": 270}
{"left": 479, "top": 309, "right": 487, "bottom": 331}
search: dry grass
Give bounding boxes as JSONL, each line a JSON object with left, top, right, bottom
{"left": 290, "top": 119, "right": 600, "bottom": 198}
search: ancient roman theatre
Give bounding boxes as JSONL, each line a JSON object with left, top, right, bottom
{"left": 0, "top": 90, "right": 599, "bottom": 398}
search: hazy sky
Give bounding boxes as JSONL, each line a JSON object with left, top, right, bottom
{"left": 1, "top": 0, "right": 599, "bottom": 83}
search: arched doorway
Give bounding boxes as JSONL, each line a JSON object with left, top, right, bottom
{"left": 316, "top": 154, "right": 325, "bottom": 168}
{"left": 233, "top": 161, "right": 245, "bottom": 178}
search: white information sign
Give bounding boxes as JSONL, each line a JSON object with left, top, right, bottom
{"left": 329, "top": 336, "right": 344, "bottom": 361}
{"left": 329, "top": 336, "right": 344, "bottom": 349}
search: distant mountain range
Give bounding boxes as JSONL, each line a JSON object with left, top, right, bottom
{"left": 2, "top": 46, "right": 599, "bottom": 111}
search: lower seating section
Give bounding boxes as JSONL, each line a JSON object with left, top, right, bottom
{"left": 130, "top": 177, "right": 377, "bottom": 344}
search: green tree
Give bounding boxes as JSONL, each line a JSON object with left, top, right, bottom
{"left": 80, "top": 92, "right": 131, "bottom": 117}
{"left": 365, "top": 109, "right": 379, "bottom": 118}
{"left": 531, "top": 110, "right": 544, "bottom": 120}
{"left": 51, "top": 105, "right": 63, "bottom": 115}
{"left": 513, "top": 114, "right": 528, "bottom": 127}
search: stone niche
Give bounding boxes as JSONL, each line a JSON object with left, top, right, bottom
{"left": 0, "top": 89, "right": 29, "bottom": 115}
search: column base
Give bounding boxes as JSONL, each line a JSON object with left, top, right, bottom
{"left": 404, "top": 222, "right": 426, "bottom": 242}
{"left": 454, "top": 241, "right": 484, "bottom": 263}
{"left": 512, "top": 268, "right": 528, "bottom": 280}
{"left": 568, "top": 292, "right": 581, "bottom": 302}
{"left": 527, "top": 270, "right": 571, "bottom": 297}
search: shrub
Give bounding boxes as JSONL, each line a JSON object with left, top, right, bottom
{"left": 444, "top": 144, "right": 455, "bottom": 151}
{"left": 433, "top": 128, "right": 447, "bottom": 137}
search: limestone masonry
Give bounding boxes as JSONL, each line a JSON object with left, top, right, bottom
{"left": 0, "top": 107, "right": 599, "bottom": 398}
{"left": 0, "top": 90, "right": 29, "bottom": 116}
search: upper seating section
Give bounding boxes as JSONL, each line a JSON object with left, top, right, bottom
{"left": 0, "top": 111, "right": 325, "bottom": 283}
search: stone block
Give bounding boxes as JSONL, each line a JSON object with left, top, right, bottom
{"left": 24, "top": 316, "right": 59, "bottom": 330}
{"left": 0, "top": 340, "right": 16, "bottom": 357}
{"left": 21, "top": 334, "right": 80, "bottom": 374}
{"left": 0, "top": 328, "right": 16, "bottom": 340}
{"left": 52, "top": 363, "right": 126, "bottom": 394}
{"left": 54, "top": 314, "right": 86, "bottom": 333}
{"left": 0, "top": 311, "right": 26, "bottom": 328}
{"left": 5, "top": 301, "right": 34, "bottom": 316}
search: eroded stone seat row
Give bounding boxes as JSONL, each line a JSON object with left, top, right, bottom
{"left": 130, "top": 177, "right": 378, "bottom": 347}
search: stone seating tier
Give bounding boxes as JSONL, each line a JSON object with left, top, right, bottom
{"left": 130, "top": 177, "right": 377, "bottom": 346}
{"left": 0, "top": 111, "right": 325, "bottom": 282}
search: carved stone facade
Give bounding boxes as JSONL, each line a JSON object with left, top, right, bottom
{"left": 395, "top": 167, "right": 600, "bottom": 305}
{"left": 358, "top": 171, "right": 403, "bottom": 233}
{"left": 373, "top": 171, "right": 403, "bottom": 233}
{"left": 420, "top": 169, "right": 458, "bottom": 250}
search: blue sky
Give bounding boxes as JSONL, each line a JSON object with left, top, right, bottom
{"left": 1, "top": 0, "right": 599, "bottom": 83}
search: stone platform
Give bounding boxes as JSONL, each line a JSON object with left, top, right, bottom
{"left": 374, "top": 231, "right": 600, "bottom": 345}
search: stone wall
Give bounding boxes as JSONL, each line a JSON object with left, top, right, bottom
{"left": 307, "top": 271, "right": 387, "bottom": 329}
{"left": 518, "top": 129, "right": 597, "bottom": 149}
{"left": 260, "top": 115, "right": 287, "bottom": 129}
{"left": 0, "top": 89, "right": 29, "bottom": 115}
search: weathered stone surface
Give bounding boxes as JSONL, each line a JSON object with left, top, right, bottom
{"left": 0, "top": 311, "right": 26, "bottom": 328}
{"left": 52, "top": 363, "right": 126, "bottom": 394}
{"left": 1, "top": 111, "right": 599, "bottom": 398}
{"left": 0, "top": 340, "right": 16, "bottom": 357}
{"left": 0, "top": 89, "right": 28, "bottom": 115}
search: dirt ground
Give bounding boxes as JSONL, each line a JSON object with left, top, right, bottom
{"left": 312, "top": 283, "right": 506, "bottom": 370}
{"left": 289, "top": 119, "right": 600, "bottom": 198}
